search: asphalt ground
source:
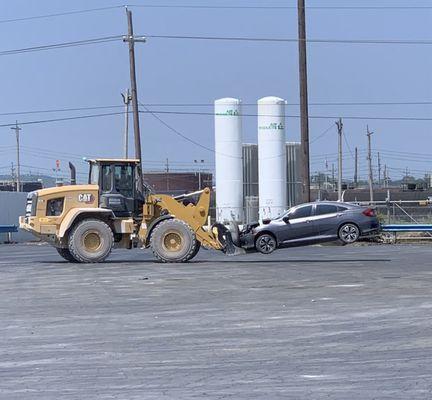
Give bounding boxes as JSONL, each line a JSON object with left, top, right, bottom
{"left": 1, "top": 243, "right": 432, "bottom": 399}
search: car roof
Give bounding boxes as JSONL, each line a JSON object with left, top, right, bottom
{"left": 293, "top": 201, "right": 361, "bottom": 209}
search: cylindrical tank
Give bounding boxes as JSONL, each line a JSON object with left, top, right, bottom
{"left": 258, "top": 96, "right": 287, "bottom": 219}
{"left": 215, "top": 98, "right": 244, "bottom": 223}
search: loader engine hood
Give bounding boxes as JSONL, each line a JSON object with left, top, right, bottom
{"left": 24, "top": 184, "right": 99, "bottom": 219}
{"left": 34, "top": 184, "right": 98, "bottom": 199}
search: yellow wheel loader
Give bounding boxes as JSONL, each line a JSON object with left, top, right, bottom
{"left": 19, "top": 159, "right": 243, "bottom": 263}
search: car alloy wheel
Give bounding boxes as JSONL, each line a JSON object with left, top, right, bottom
{"left": 339, "top": 223, "right": 360, "bottom": 244}
{"left": 256, "top": 234, "right": 277, "bottom": 254}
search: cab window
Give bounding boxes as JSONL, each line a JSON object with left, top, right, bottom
{"left": 101, "top": 165, "right": 112, "bottom": 192}
{"left": 89, "top": 164, "right": 100, "bottom": 185}
{"left": 289, "top": 205, "right": 312, "bottom": 220}
{"left": 114, "top": 165, "right": 133, "bottom": 197}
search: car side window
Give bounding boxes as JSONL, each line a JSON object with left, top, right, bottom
{"left": 315, "top": 204, "right": 338, "bottom": 216}
{"left": 289, "top": 205, "right": 313, "bottom": 220}
{"left": 337, "top": 206, "right": 348, "bottom": 212}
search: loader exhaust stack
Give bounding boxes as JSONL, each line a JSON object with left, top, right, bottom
{"left": 69, "top": 162, "right": 76, "bottom": 185}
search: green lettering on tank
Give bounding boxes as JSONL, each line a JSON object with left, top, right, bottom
{"left": 258, "top": 122, "right": 284, "bottom": 130}
{"left": 215, "top": 109, "right": 239, "bottom": 116}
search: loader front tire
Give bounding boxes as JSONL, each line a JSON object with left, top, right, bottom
{"left": 68, "top": 219, "right": 114, "bottom": 263}
{"left": 150, "top": 219, "right": 197, "bottom": 263}
{"left": 56, "top": 247, "right": 78, "bottom": 263}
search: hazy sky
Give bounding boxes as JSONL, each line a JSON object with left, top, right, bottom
{"left": 0, "top": 0, "right": 431, "bottom": 183}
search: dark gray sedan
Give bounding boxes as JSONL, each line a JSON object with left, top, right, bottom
{"left": 240, "top": 201, "right": 380, "bottom": 254}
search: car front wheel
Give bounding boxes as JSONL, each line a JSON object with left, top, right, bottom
{"left": 255, "top": 233, "right": 277, "bottom": 254}
{"left": 338, "top": 223, "right": 360, "bottom": 244}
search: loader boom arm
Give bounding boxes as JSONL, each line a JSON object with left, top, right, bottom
{"left": 143, "top": 187, "right": 223, "bottom": 250}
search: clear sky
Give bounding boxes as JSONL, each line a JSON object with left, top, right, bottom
{"left": 0, "top": 0, "right": 431, "bottom": 183}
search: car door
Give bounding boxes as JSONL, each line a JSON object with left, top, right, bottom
{"left": 314, "top": 204, "right": 343, "bottom": 237}
{"left": 279, "top": 204, "right": 317, "bottom": 244}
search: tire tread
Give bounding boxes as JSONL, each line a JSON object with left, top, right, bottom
{"left": 150, "top": 219, "right": 197, "bottom": 263}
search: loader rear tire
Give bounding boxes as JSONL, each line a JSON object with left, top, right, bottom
{"left": 68, "top": 219, "right": 114, "bottom": 263}
{"left": 150, "top": 219, "right": 197, "bottom": 263}
{"left": 186, "top": 241, "right": 201, "bottom": 261}
{"left": 56, "top": 247, "right": 78, "bottom": 263}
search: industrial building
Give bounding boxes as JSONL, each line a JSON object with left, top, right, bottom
{"left": 144, "top": 171, "right": 213, "bottom": 196}
{"left": 0, "top": 180, "right": 42, "bottom": 192}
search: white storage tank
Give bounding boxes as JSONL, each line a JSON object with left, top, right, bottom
{"left": 214, "top": 98, "right": 244, "bottom": 223}
{"left": 258, "top": 96, "right": 287, "bottom": 219}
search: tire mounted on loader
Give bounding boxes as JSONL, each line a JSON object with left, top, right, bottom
{"left": 68, "top": 219, "right": 114, "bottom": 263}
{"left": 150, "top": 218, "right": 198, "bottom": 263}
{"left": 56, "top": 247, "right": 78, "bottom": 263}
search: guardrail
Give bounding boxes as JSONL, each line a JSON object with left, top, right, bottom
{"left": 0, "top": 225, "right": 18, "bottom": 243}
{"left": 381, "top": 224, "right": 432, "bottom": 232}
{"left": 380, "top": 224, "right": 432, "bottom": 243}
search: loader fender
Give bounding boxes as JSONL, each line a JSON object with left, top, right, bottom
{"left": 144, "top": 214, "right": 174, "bottom": 247}
{"left": 58, "top": 208, "right": 115, "bottom": 238}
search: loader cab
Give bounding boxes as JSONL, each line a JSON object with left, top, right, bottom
{"left": 88, "top": 159, "right": 143, "bottom": 217}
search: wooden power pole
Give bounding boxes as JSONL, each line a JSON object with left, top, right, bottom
{"left": 297, "top": 0, "right": 310, "bottom": 203}
{"left": 367, "top": 126, "right": 374, "bottom": 202}
{"left": 354, "top": 147, "right": 358, "bottom": 187}
{"left": 336, "top": 119, "right": 343, "bottom": 201}
{"left": 124, "top": 8, "right": 145, "bottom": 192}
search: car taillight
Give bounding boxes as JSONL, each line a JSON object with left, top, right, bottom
{"left": 362, "top": 208, "right": 376, "bottom": 217}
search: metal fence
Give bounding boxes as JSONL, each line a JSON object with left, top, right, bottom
{"left": 0, "top": 192, "right": 34, "bottom": 243}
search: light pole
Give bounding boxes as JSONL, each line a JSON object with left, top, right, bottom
{"left": 194, "top": 159, "right": 205, "bottom": 190}
{"left": 10, "top": 121, "right": 21, "bottom": 192}
{"left": 121, "top": 89, "right": 132, "bottom": 158}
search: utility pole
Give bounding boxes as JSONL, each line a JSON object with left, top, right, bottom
{"left": 384, "top": 164, "right": 388, "bottom": 188}
{"left": 378, "top": 151, "right": 381, "bottom": 188}
{"left": 165, "top": 158, "right": 169, "bottom": 192}
{"left": 331, "top": 163, "right": 335, "bottom": 191}
{"left": 367, "top": 126, "right": 374, "bottom": 202}
{"left": 10, "top": 121, "right": 21, "bottom": 192}
{"left": 297, "top": 0, "right": 310, "bottom": 203}
{"left": 123, "top": 7, "right": 146, "bottom": 192}
{"left": 121, "top": 89, "right": 132, "bottom": 158}
{"left": 354, "top": 147, "right": 358, "bottom": 188}
{"left": 336, "top": 118, "right": 343, "bottom": 201}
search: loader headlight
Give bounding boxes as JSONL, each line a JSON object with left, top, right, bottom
{"left": 46, "top": 198, "right": 64, "bottom": 216}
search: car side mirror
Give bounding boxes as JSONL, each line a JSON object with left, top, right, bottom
{"left": 283, "top": 216, "right": 290, "bottom": 224}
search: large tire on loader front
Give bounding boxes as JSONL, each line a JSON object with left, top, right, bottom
{"left": 68, "top": 219, "right": 114, "bottom": 263}
{"left": 150, "top": 219, "right": 198, "bottom": 263}
{"left": 56, "top": 247, "right": 78, "bottom": 263}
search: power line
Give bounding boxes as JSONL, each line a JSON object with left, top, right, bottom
{"left": 310, "top": 123, "right": 335, "bottom": 144}
{"left": 3, "top": 3, "right": 432, "bottom": 26}
{"left": 144, "top": 34, "right": 432, "bottom": 46}
{"left": 4, "top": 101, "right": 432, "bottom": 117}
{"left": 139, "top": 102, "right": 229, "bottom": 158}
{"left": 0, "top": 111, "right": 124, "bottom": 127}
{"left": 0, "top": 6, "right": 124, "bottom": 24}
{"left": 129, "top": 4, "right": 432, "bottom": 10}
{"left": 3, "top": 108, "right": 432, "bottom": 129}
{"left": 0, "top": 105, "right": 123, "bottom": 117}
{"left": 0, "top": 35, "right": 122, "bottom": 57}
{"left": 139, "top": 109, "right": 432, "bottom": 122}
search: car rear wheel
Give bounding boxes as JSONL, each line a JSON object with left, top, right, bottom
{"left": 338, "top": 223, "right": 360, "bottom": 244}
{"left": 255, "top": 233, "right": 277, "bottom": 254}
